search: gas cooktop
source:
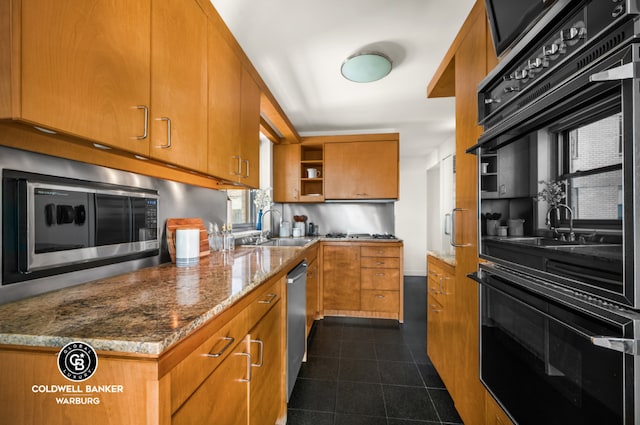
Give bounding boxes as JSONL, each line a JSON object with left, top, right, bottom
{"left": 324, "top": 233, "right": 398, "bottom": 240}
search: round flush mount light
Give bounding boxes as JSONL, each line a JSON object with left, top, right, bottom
{"left": 341, "top": 52, "right": 392, "bottom": 83}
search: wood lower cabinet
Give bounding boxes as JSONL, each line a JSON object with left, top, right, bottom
{"left": 322, "top": 242, "right": 403, "bottom": 321}
{"left": 426, "top": 255, "right": 455, "bottom": 391}
{"left": 249, "top": 299, "right": 283, "bottom": 425}
{"left": 322, "top": 244, "right": 361, "bottom": 311}
{"left": 172, "top": 339, "right": 250, "bottom": 425}
{"left": 485, "top": 393, "right": 514, "bottom": 425}
{"left": 306, "top": 247, "right": 319, "bottom": 337}
{"left": 0, "top": 275, "right": 286, "bottom": 425}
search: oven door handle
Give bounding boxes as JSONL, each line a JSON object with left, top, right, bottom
{"left": 590, "top": 337, "right": 640, "bottom": 355}
{"left": 589, "top": 62, "right": 640, "bottom": 82}
{"left": 473, "top": 269, "right": 640, "bottom": 356}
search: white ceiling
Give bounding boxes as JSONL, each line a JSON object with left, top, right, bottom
{"left": 209, "top": 0, "right": 476, "bottom": 158}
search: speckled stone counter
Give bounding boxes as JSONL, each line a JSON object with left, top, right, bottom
{"left": 0, "top": 246, "right": 309, "bottom": 355}
{"left": 427, "top": 251, "right": 456, "bottom": 267}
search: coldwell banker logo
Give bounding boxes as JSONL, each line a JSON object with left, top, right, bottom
{"left": 57, "top": 341, "right": 98, "bottom": 382}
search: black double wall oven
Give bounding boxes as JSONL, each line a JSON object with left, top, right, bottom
{"left": 471, "top": 1, "right": 640, "bottom": 424}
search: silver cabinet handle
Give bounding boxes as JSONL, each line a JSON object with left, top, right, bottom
{"left": 375, "top": 294, "right": 385, "bottom": 299}
{"left": 449, "top": 208, "right": 470, "bottom": 247}
{"left": 238, "top": 352, "right": 252, "bottom": 382}
{"left": 250, "top": 339, "right": 264, "bottom": 367}
{"left": 156, "top": 117, "right": 172, "bottom": 148}
{"left": 136, "top": 105, "right": 149, "bottom": 140}
{"left": 444, "top": 213, "right": 452, "bottom": 236}
{"left": 203, "top": 336, "right": 235, "bottom": 358}
{"left": 375, "top": 273, "right": 385, "bottom": 277}
{"left": 258, "top": 293, "right": 277, "bottom": 304}
{"left": 376, "top": 261, "right": 385, "bottom": 266}
{"left": 243, "top": 159, "right": 250, "bottom": 178}
{"left": 232, "top": 155, "right": 242, "bottom": 176}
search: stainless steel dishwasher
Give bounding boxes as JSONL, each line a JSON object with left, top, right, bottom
{"left": 286, "top": 260, "right": 307, "bottom": 401}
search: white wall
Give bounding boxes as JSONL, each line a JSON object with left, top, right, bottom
{"left": 396, "top": 137, "right": 456, "bottom": 276}
{"left": 396, "top": 155, "right": 429, "bottom": 276}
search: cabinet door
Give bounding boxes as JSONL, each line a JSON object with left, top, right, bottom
{"left": 172, "top": 339, "right": 249, "bottom": 425}
{"left": 208, "top": 24, "right": 242, "bottom": 181}
{"left": 306, "top": 259, "right": 318, "bottom": 334}
{"left": 20, "top": 0, "right": 151, "bottom": 154}
{"left": 324, "top": 141, "right": 398, "bottom": 199}
{"left": 273, "top": 143, "right": 301, "bottom": 202}
{"left": 497, "top": 139, "right": 530, "bottom": 198}
{"left": 239, "top": 69, "right": 261, "bottom": 188}
{"left": 249, "top": 301, "right": 283, "bottom": 425}
{"left": 427, "top": 293, "right": 445, "bottom": 374}
{"left": 150, "top": 0, "right": 207, "bottom": 172}
{"left": 323, "top": 245, "right": 360, "bottom": 311}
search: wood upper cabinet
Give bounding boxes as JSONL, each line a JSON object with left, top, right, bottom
{"left": 239, "top": 69, "right": 261, "bottom": 188}
{"left": 273, "top": 143, "right": 325, "bottom": 202}
{"left": 149, "top": 0, "right": 208, "bottom": 172}
{"left": 207, "top": 26, "right": 260, "bottom": 188}
{"left": 273, "top": 143, "right": 301, "bottom": 202}
{"left": 324, "top": 140, "right": 399, "bottom": 199}
{"left": 323, "top": 244, "right": 361, "bottom": 311}
{"left": 208, "top": 22, "right": 242, "bottom": 181}
{"left": 16, "top": 0, "right": 151, "bottom": 155}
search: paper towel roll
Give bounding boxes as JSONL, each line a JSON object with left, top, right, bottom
{"left": 176, "top": 228, "right": 200, "bottom": 267}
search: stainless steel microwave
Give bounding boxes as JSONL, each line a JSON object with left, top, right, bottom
{"left": 2, "top": 170, "right": 159, "bottom": 284}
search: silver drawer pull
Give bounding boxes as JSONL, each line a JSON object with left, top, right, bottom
{"left": 375, "top": 294, "right": 385, "bottom": 299}
{"left": 258, "top": 293, "right": 277, "bottom": 304}
{"left": 238, "top": 352, "right": 252, "bottom": 383}
{"left": 250, "top": 339, "right": 264, "bottom": 367}
{"left": 136, "top": 105, "right": 149, "bottom": 140}
{"left": 203, "top": 336, "right": 235, "bottom": 358}
{"left": 376, "top": 261, "right": 385, "bottom": 266}
{"left": 375, "top": 273, "right": 386, "bottom": 277}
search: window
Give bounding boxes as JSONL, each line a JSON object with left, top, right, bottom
{"left": 557, "top": 112, "right": 622, "bottom": 226}
{"left": 227, "top": 189, "right": 256, "bottom": 229}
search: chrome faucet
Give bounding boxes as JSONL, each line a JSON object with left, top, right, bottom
{"left": 545, "top": 203, "right": 575, "bottom": 241}
{"left": 260, "top": 208, "right": 281, "bottom": 241}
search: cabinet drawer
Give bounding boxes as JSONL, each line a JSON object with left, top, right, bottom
{"left": 361, "top": 268, "right": 399, "bottom": 290}
{"left": 170, "top": 307, "right": 250, "bottom": 412}
{"left": 247, "top": 278, "right": 282, "bottom": 327}
{"left": 361, "top": 246, "right": 401, "bottom": 258}
{"left": 361, "top": 257, "right": 400, "bottom": 269}
{"left": 361, "top": 290, "right": 399, "bottom": 313}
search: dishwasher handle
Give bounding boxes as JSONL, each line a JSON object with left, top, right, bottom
{"left": 287, "top": 260, "right": 308, "bottom": 283}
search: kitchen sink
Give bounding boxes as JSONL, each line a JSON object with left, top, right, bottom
{"left": 256, "top": 238, "right": 314, "bottom": 247}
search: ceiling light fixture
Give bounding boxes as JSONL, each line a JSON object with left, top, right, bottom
{"left": 341, "top": 52, "right": 392, "bottom": 83}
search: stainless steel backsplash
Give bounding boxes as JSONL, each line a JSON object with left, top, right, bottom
{"left": 0, "top": 146, "right": 227, "bottom": 303}
{"left": 272, "top": 202, "right": 395, "bottom": 235}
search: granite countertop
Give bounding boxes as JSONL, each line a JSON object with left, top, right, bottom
{"left": 0, "top": 246, "right": 307, "bottom": 356}
{"left": 428, "top": 251, "right": 456, "bottom": 267}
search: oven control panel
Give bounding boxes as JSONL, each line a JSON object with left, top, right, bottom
{"left": 479, "top": 0, "right": 636, "bottom": 129}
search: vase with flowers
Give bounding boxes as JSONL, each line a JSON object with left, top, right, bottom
{"left": 535, "top": 179, "right": 568, "bottom": 228}
{"left": 253, "top": 187, "right": 272, "bottom": 230}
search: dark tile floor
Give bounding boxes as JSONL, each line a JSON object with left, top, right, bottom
{"left": 287, "top": 276, "right": 463, "bottom": 425}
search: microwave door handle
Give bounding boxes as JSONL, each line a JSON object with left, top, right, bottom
{"left": 589, "top": 62, "right": 640, "bottom": 82}
{"left": 17, "top": 179, "right": 31, "bottom": 274}
{"left": 591, "top": 337, "right": 640, "bottom": 355}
